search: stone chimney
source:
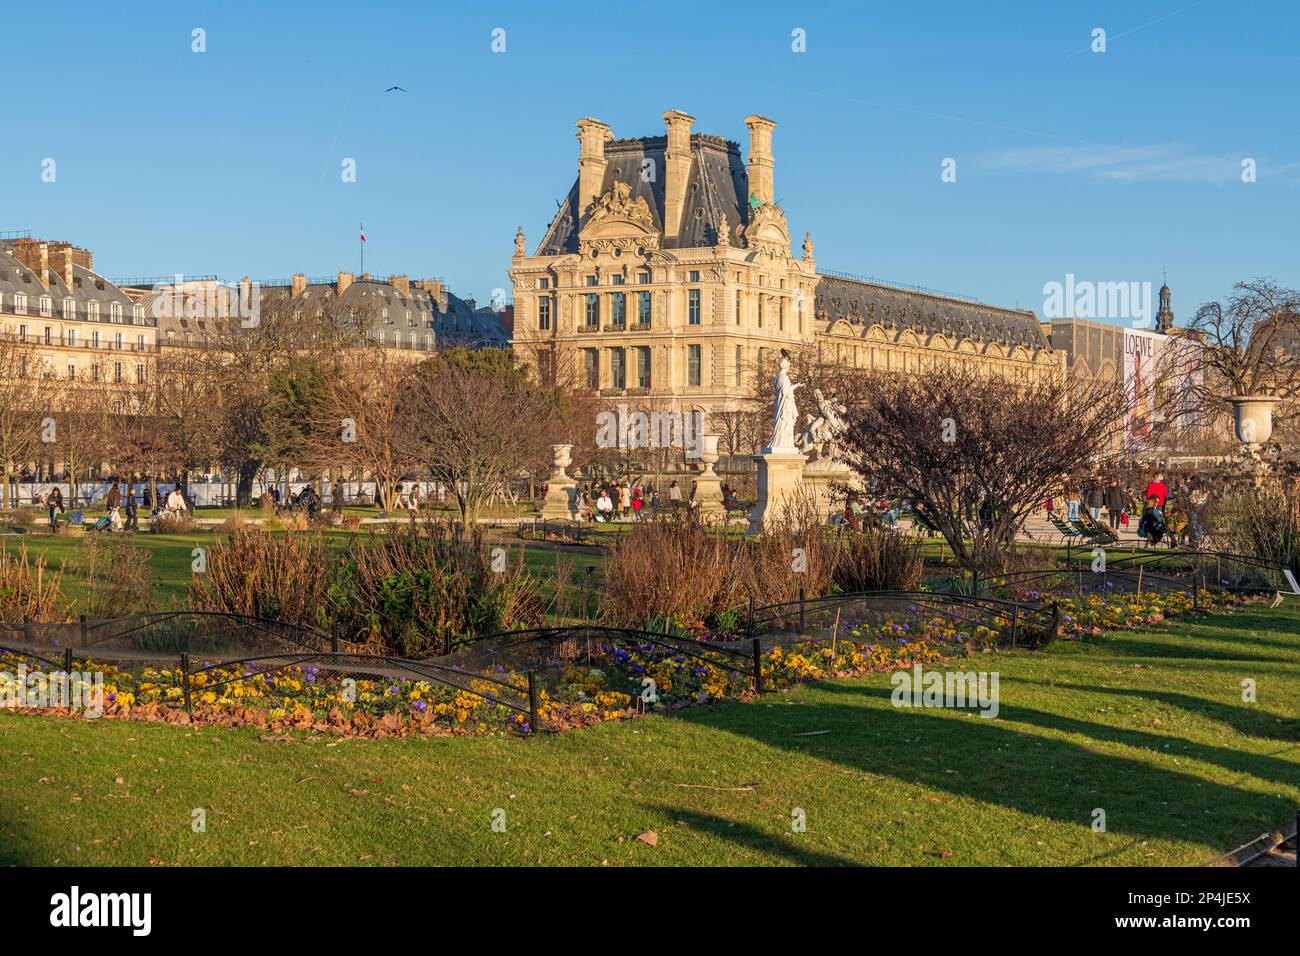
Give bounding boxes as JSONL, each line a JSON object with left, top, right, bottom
{"left": 290, "top": 273, "right": 307, "bottom": 297}
{"left": 576, "top": 117, "right": 612, "bottom": 222}
{"left": 337, "top": 272, "right": 354, "bottom": 296}
{"left": 60, "top": 247, "right": 75, "bottom": 291}
{"left": 38, "top": 242, "right": 50, "bottom": 289}
{"left": 662, "top": 110, "right": 695, "bottom": 240}
{"left": 414, "top": 278, "right": 447, "bottom": 311}
{"left": 389, "top": 274, "right": 410, "bottom": 296}
{"left": 743, "top": 114, "right": 777, "bottom": 206}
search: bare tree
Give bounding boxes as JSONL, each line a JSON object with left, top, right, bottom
{"left": 401, "top": 349, "right": 562, "bottom": 524}
{"left": 840, "top": 364, "right": 1131, "bottom": 572}
{"left": 0, "top": 335, "right": 56, "bottom": 508}
{"left": 1182, "top": 278, "right": 1300, "bottom": 424}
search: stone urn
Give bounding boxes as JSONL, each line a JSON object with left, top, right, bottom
{"left": 697, "top": 434, "right": 720, "bottom": 478}
{"left": 1226, "top": 395, "right": 1280, "bottom": 452}
{"left": 550, "top": 443, "right": 573, "bottom": 480}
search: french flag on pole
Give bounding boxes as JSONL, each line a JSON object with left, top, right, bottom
{"left": 360, "top": 223, "right": 366, "bottom": 243}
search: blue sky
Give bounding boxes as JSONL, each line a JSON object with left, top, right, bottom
{"left": 4, "top": 0, "right": 1296, "bottom": 319}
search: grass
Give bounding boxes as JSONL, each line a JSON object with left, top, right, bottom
{"left": 1, "top": 602, "right": 1296, "bottom": 866}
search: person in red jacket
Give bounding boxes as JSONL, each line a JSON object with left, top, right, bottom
{"left": 1144, "top": 473, "right": 1168, "bottom": 507}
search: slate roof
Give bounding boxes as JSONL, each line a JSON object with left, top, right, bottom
{"left": 815, "top": 273, "right": 1048, "bottom": 350}
{"left": 536, "top": 134, "right": 749, "bottom": 255}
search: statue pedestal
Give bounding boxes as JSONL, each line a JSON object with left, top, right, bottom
{"left": 747, "top": 449, "right": 808, "bottom": 535}
{"left": 693, "top": 474, "right": 725, "bottom": 517}
{"left": 539, "top": 444, "right": 578, "bottom": 520}
{"left": 540, "top": 481, "right": 578, "bottom": 520}
{"left": 801, "top": 458, "right": 855, "bottom": 520}
{"left": 692, "top": 433, "right": 725, "bottom": 519}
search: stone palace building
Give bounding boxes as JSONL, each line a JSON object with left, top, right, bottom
{"left": 507, "top": 110, "right": 1062, "bottom": 419}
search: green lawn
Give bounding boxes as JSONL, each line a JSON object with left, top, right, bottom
{"left": 2, "top": 603, "right": 1296, "bottom": 866}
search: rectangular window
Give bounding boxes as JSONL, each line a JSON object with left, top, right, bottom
{"left": 636, "top": 346, "right": 651, "bottom": 389}
{"left": 67, "top": 362, "right": 76, "bottom": 380}
{"left": 689, "top": 270, "right": 700, "bottom": 283}
{"left": 612, "top": 275, "right": 624, "bottom": 286}
{"left": 14, "top": 293, "right": 27, "bottom": 315}
{"left": 136, "top": 364, "right": 145, "bottom": 384}
{"left": 688, "top": 289, "right": 701, "bottom": 325}
{"left": 540, "top": 278, "right": 550, "bottom": 289}
{"left": 638, "top": 270, "right": 651, "bottom": 284}
{"left": 688, "top": 344, "right": 701, "bottom": 387}
{"left": 611, "top": 292, "right": 625, "bottom": 325}
{"left": 67, "top": 329, "right": 77, "bottom": 347}
{"left": 538, "top": 295, "right": 552, "bottom": 330}
{"left": 610, "top": 347, "right": 626, "bottom": 389}
{"left": 40, "top": 296, "right": 52, "bottom": 317}
{"left": 63, "top": 298, "right": 75, "bottom": 319}
{"left": 637, "top": 291, "right": 651, "bottom": 325}
{"left": 18, "top": 324, "right": 27, "bottom": 342}
{"left": 132, "top": 304, "right": 144, "bottom": 324}
{"left": 585, "top": 294, "right": 600, "bottom": 327}
{"left": 735, "top": 292, "right": 742, "bottom": 325}
{"left": 735, "top": 345, "right": 742, "bottom": 387}
{"left": 779, "top": 298, "right": 785, "bottom": 331}
{"left": 44, "top": 326, "right": 53, "bottom": 344}
{"left": 583, "top": 348, "right": 600, "bottom": 389}
{"left": 91, "top": 330, "right": 100, "bottom": 348}
{"left": 585, "top": 275, "right": 598, "bottom": 287}
{"left": 137, "top": 334, "right": 145, "bottom": 350}
{"left": 88, "top": 302, "right": 100, "bottom": 321}
{"left": 91, "top": 363, "right": 100, "bottom": 382}
{"left": 114, "top": 332, "right": 123, "bottom": 350}
{"left": 114, "top": 362, "right": 123, "bottom": 383}
{"left": 757, "top": 296, "right": 764, "bottom": 328}
{"left": 111, "top": 302, "right": 123, "bottom": 323}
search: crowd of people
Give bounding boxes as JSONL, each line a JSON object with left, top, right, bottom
{"left": 1046, "top": 469, "right": 1221, "bottom": 547}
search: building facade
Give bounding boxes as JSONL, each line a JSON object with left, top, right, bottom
{"left": 1, "top": 235, "right": 157, "bottom": 389}
{"left": 507, "top": 111, "right": 1062, "bottom": 420}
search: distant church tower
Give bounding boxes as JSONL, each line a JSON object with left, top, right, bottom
{"left": 1155, "top": 269, "right": 1175, "bottom": 334}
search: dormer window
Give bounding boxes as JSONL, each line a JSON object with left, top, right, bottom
{"left": 110, "top": 302, "right": 123, "bottom": 323}
{"left": 88, "top": 301, "right": 100, "bottom": 321}
{"left": 39, "top": 296, "right": 52, "bottom": 317}
{"left": 14, "top": 293, "right": 27, "bottom": 315}
{"left": 132, "top": 304, "right": 144, "bottom": 324}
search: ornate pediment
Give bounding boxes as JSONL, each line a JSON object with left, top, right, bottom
{"left": 742, "top": 202, "right": 791, "bottom": 257}
{"left": 579, "top": 181, "right": 661, "bottom": 255}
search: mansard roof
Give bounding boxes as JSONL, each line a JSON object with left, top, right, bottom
{"left": 536, "top": 134, "right": 749, "bottom": 255}
{"left": 815, "top": 273, "right": 1049, "bottom": 351}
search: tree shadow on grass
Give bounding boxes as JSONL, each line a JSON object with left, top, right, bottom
{"left": 1086, "top": 635, "right": 1292, "bottom": 664}
{"left": 644, "top": 805, "right": 861, "bottom": 866}
{"left": 672, "top": 684, "right": 1297, "bottom": 853}
{"left": 1010, "top": 679, "right": 1300, "bottom": 744}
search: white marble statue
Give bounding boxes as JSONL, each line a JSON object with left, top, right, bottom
{"left": 797, "top": 388, "right": 848, "bottom": 461}
{"left": 766, "top": 350, "right": 803, "bottom": 453}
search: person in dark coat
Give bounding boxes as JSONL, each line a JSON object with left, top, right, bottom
{"left": 125, "top": 483, "right": 139, "bottom": 531}
{"left": 1104, "top": 480, "right": 1125, "bottom": 529}
{"left": 47, "top": 486, "right": 64, "bottom": 532}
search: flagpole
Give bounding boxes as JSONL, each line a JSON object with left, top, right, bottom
{"left": 360, "top": 222, "right": 364, "bottom": 275}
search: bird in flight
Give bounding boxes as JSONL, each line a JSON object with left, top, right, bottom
{"left": 384, "top": 86, "right": 407, "bottom": 93}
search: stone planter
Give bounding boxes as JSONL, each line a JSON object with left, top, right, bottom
{"left": 1226, "top": 395, "right": 1280, "bottom": 451}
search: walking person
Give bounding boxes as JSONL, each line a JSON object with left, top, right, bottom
{"left": 47, "top": 486, "right": 64, "bottom": 533}
{"left": 1085, "top": 479, "right": 1104, "bottom": 523}
{"left": 125, "top": 483, "right": 139, "bottom": 532}
{"left": 1104, "top": 479, "right": 1124, "bottom": 529}
{"left": 1066, "top": 484, "right": 1081, "bottom": 522}
{"left": 668, "top": 480, "right": 682, "bottom": 507}
{"left": 106, "top": 481, "right": 123, "bottom": 532}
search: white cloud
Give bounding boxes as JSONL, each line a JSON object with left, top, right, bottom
{"left": 978, "top": 144, "right": 1300, "bottom": 185}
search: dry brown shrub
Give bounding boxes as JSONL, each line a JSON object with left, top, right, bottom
{"left": 833, "top": 525, "right": 925, "bottom": 592}
{"left": 188, "top": 527, "right": 331, "bottom": 629}
{"left": 79, "top": 537, "right": 157, "bottom": 619}
{"left": 0, "top": 543, "right": 68, "bottom": 623}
